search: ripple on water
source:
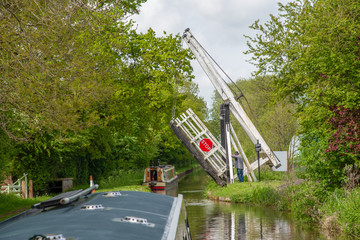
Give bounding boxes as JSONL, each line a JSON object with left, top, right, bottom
{"left": 179, "top": 190, "right": 203, "bottom": 193}
{"left": 185, "top": 199, "right": 213, "bottom": 207}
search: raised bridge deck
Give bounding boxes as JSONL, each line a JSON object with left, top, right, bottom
{"left": 170, "top": 108, "right": 261, "bottom": 186}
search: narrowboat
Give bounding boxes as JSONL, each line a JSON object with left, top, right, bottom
{"left": 0, "top": 185, "right": 191, "bottom": 240}
{"left": 143, "top": 165, "right": 178, "bottom": 191}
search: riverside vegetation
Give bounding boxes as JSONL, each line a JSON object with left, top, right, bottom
{"left": 204, "top": 0, "right": 360, "bottom": 238}
{"left": 206, "top": 167, "right": 360, "bottom": 238}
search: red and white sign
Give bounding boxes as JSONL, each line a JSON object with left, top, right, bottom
{"left": 199, "top": 138, "right": 213, "bottom": 152}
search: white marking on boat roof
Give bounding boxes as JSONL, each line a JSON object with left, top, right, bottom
{"left": 104, "top": 207, "right": 169, "bottom": 218}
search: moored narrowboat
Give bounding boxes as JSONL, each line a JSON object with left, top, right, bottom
{"left": 143, "top": 165, "right": 178, "bottom": 191}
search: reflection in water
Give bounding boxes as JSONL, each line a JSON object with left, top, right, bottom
{"left": 151, "top": 181, "right": 178, "bottom": 197}
{"left": 177, "top": 168, "right": 335, "bottom": 240}
{"left": 238, "top": 213, "right": 246, "bottom": 240}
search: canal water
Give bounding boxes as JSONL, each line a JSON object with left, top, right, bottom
{"left": 177, "top": 168, "right": 334, "bottom": 240}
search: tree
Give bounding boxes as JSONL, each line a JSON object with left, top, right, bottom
{"left": 1, "top": 0, "right": 200, "bottom": 192}
{"left": 0, "top": 0, "right": 141, "bottom": 139}
{"left": 157, "top": 78, "right": 208, "bottom": 167}
{"left": 245, "top": 0, "right": 360, "bottom": 187}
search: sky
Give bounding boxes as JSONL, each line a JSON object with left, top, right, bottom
{"left": 132, "top": 0, "right": 291, "bottom": 108}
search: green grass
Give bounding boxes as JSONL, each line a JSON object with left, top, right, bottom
{"left": 206, "top": 170, "right": 360, "bottom": 238}
{"left": 206, "top": 167, "right": 286, "bottom": 204}
{"left": 97, "top": 169, "right": 153, "bottom": 192}
{"left": 99, "top": 169, "right": 144, "bottom": 189}
{"left": 206, "top": 180, "right": 283, "bottom": 205}
{"left": 320, "top": 187, "right": 360, "bottom": 237}
{"left": 254, "top": 168, "right": 287, "bottom": 181}
{"left": 0, "top": 194, "right": 50, "bottom": 222}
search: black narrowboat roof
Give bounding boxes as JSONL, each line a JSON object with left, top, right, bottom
{"left": 0, "top": 191, "right": 183, "bottom": 240}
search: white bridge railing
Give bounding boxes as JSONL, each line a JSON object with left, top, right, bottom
{"left": 172, "top": 108, "right": 259, "bottom": 184}
{"left": 174, "top": 109, "right": 227, "bottom": 178}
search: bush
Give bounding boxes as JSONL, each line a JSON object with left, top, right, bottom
{"left": 258, "top": 166, "right": 286, "bottom": 181}
{"left": 321, "top": 188, "right": 360, "bottom": 237}
{"left": 250, "top": 185, "right": 280, "bottom": 206}
{"left": 206, "top": 180, "right": 282, "bottom": 205}
{"left": 279, "top": 180, "right": 329, "bottom": 223}
{"left": 99, "top": 169, "right": 144, "bottom": 189}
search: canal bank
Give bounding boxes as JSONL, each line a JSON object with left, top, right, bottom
{"left": 179, "top": 168, "right": 335, "bottom": 239}
{"left": 201, "top": 170, "right": 360, "bottom": 239}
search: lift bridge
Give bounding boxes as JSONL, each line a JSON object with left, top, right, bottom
{"left": 170, "top": 28, "right": 281, "bottom": 186}
{"left": 170, "top": 108, "right": 259, "bottom": 186}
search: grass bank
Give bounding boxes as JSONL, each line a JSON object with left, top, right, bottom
{"left": 206, "top": 180, "right": 283, "bottom": 205}
{"left": 205, "top": 169, "right": 360, "bottom": 238}
{"left": 0, "top": 194, "right": 50, "bottom": 222}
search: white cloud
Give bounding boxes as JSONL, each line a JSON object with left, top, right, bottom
{"left": 132, "top": 0, "right": 291, "bottom": 108}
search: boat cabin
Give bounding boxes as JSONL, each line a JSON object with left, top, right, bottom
{"left": 143, "top": 165, "right": 178, "bottom": 191}
{"left": 144, "top": 165, "right": 177, "bottom": 183}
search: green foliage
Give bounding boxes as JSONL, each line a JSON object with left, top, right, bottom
{"left": 245, "top": 0, "right": 360, "bottom": 188}
{"left": 259, "top": 167, "right": 286, "bottom": 181}
{"left": 207, "top": 178, "right": 360, "bottom": 237}
{"left": 99, "top": 169, "right": 144, "bottom": 189}
{"left": 320, "top": 188, "right": 360, "bottom": 237}
{"left": 207, "top": 180, "right": 283, "bottom": 205}
{"left": 0, "top": 193, "right": 50, "bottom": 221}
{"left": 0, "top": 130, "right": 17, "bottom": 181}
{"left": 208, "top": 76, "right": 297, "bottom": 160}
{"left": 279, "top": 181, "right": 329, "bottom": 223}
{"left": 0, "top": 0, "right": 207, "bottom": 193}
{"left": 250, "top": 185, "right": 280, "bottom": 206}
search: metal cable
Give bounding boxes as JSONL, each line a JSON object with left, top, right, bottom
{"left": 191, "top": 34, "right": 265, "bottom": 137}
{"left": 193, "top": 37, "right": 245, "bottom": 99}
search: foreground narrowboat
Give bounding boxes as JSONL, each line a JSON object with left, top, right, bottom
{"left": 143, "top": 165, "right": 178, "bottom": 191}
{"left": 0, "top": 185, "right": 191, "bottom": 240}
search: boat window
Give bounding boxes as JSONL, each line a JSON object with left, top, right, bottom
{"left": 151, "top": 170, "right": 157, "bottom": 181}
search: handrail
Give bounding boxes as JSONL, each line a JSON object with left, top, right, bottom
{"left": 60, "top": 184, "right": 99, "bottom": 205}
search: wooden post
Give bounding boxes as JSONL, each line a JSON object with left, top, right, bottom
{"left": 24, "top": 174, "right": 28, "bottom": 199}
{"left": 29, "top": 180, "right": 33, "bottom": 198}
{"left": 21, "top": 180, "right": 26, "bottom": 199}
{"left": 287, "top": 151, "right": 289, "bottom": 173}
